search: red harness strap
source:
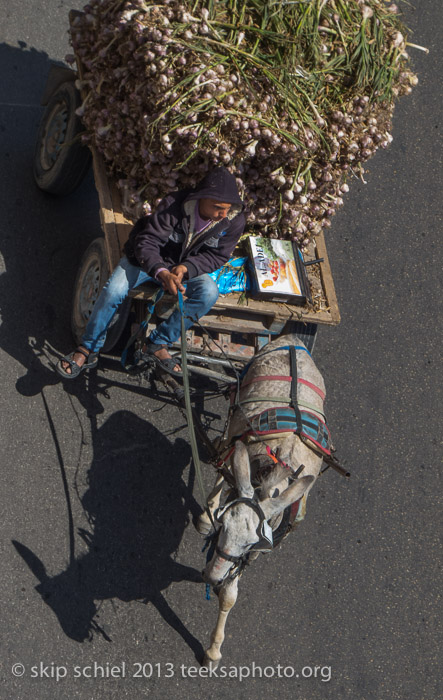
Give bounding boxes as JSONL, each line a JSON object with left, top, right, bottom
{"left": 216, "top": 444, "right": 236, "bottom": 469}
{"left": 238, "top": 375, "right": 326, "bottom": 401}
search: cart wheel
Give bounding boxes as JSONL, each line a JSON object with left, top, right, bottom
{"left": 71, "top": 238, "right": 131, "bottom": 353}
{"left": 33, "top": 81, "right": 91, "bottom": 195}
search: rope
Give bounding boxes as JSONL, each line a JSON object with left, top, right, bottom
{"left": 178, "top": 292, "right": 218, "bottom": 531}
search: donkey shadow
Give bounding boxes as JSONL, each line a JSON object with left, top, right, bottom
{"left": 13, "top": 410, "right": 205, "bottom": 656}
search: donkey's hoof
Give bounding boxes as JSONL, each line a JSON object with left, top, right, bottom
{"left": 202, "top": 653, "right": 220, "bottom": 670}
{"left": 195, "top": 513, "right": 212, "bottom": 536}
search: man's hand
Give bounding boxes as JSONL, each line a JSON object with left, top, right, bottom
{"left": 170, "top": 264, "right": 188, "bottom": 283}
{"left": 157, "top": 266, "right": 187, "bottom": 296}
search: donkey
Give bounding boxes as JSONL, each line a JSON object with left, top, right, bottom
{"left": 199, "top": 334, "right": 332, "bottom": 668}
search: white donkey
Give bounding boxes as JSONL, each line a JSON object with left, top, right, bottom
{"left": 199, "top": 334, "right": 333, "bottom": 669}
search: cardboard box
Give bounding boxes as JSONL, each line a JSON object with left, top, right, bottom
{"left": 247, "top": 236, "right": 311, "bottom": 305}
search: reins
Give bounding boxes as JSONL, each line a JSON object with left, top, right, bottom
{"left": 178, "top": 291, "right": 218, "bottom": 533}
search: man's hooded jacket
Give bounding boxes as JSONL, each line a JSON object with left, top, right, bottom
{"left": 124, "top": 167, "right": 246, "bottom": 280}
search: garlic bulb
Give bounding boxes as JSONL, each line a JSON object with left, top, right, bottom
{"left": 69, "top": 0, "right": 418, "bottom": 241}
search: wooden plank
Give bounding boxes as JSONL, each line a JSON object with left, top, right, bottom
{"left": 213, "top": 291, "right": 337, "bottom": 325}
{"left": 198, "top": 314, "right": 281, "bottom": 335}
{"left": 90, "top": 151, "right": 122, "bottom": 271}
{"left": 109, "top": 180, "right": 134, "bottom": 255}
{"left": 314, "top": 232, "right": 341, "bottom": 324}
{"left": 195, "top": 309, "right": 339, "bottom": 336}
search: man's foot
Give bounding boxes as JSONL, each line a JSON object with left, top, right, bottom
{"left": 61, "top": 348, "right": 88, "bottom": 374}
{"left": 140, "top": 342, "right": 182, "bottom": 377}
{"left": 56, "top": 347, "right": 99, "bottom": 380}
{"left": 151, "top": 346, "right": 181, "bottom": 374}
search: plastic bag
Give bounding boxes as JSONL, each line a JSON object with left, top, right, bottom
{"left": 209, "top": 257, "right": 251, "bottom": 295}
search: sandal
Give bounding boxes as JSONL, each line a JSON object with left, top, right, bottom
{"left": 138, "top": 341, "right": 183, "bottom": 378}
{"left": 56, "top": 347, "right": 99, "bottom": 380}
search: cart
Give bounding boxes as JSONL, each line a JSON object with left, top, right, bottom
{"left": 34, "top": 11, "right": 340, "bottom": 383}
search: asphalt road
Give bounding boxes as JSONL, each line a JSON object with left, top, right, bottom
{"left": 1, "top": 2, "right": 441, "bottom": 699}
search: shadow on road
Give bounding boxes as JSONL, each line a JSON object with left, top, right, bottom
{"left": 13, "top": 409, "right": 205, "bottom": 659}
{"left": 0, "top": 41, "right": 101, "bottom": 397}
{"left": 4, "top": 40, "right": 219, "bottom": 663}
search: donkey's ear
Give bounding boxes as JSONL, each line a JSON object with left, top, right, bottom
{"left": 232, "top": 441, "right": 254, "bottom": 498}
{"left": 260, "top": 476, "right": 315, "bottom": 519}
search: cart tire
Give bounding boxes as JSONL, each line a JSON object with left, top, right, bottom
{"left": 33, "top": 81, "right": 91, "bottom": 195}
{"left": 71, "top": 238, "right": 131, "bottom": 353}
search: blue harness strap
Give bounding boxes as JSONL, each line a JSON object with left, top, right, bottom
{"left": 248, "top": 407, "right": 332, "bottom": 457}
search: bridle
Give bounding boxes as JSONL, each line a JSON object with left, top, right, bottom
{"left": 210, "top": 492, "right": 274, "bottom": 584}
{"left": 209, "top": 450, "right": 307, "bottom": 582}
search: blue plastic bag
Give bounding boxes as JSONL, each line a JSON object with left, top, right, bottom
{"left": 209, "top": 256, "right": 251, "bottom": 294}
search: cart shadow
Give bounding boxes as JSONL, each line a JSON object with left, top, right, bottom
{"left": 48, "top": 352, "right": 227, "bottom": 447}
{"left": 12, "top": 410, "right": 206, "bottom": 660}
{"left": 0, "top": 41, "right": 101, "bottom": 397}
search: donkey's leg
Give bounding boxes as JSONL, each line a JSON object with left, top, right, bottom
{"left": 196, "top": 473, "right": 224, "bottom": 535}
{"left": 202, "top": 576, "right": 238, "bottom": 669}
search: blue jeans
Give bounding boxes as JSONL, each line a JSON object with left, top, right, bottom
{"left": 81, "top": 256, "right": 219, "bottom": 353}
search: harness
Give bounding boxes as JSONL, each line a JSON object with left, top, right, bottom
{"left": 171, "top": 300, "right": 349, "bottom": 589}
{"left": 247, "top": 407, "right": 331, "bottom": 456}
{"left": 231, "top": 343, "right": 331, "bottom": 455}
{"left": 227, "top": 343, "right": 349, "bottom": 476}
{"left": 208, "top": 342, "right": 350, "bottom": 583}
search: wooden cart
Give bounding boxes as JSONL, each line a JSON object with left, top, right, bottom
{"left": 34, "top": 12, "right": 340, "bottom": 374}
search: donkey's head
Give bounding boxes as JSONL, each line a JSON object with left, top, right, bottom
{"left": 203, "top": 441, "right": 314, "bottom": 587}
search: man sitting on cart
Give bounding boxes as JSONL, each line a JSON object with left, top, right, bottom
{"left": 56, "top": 166, "right": 246, "bottom": 379}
